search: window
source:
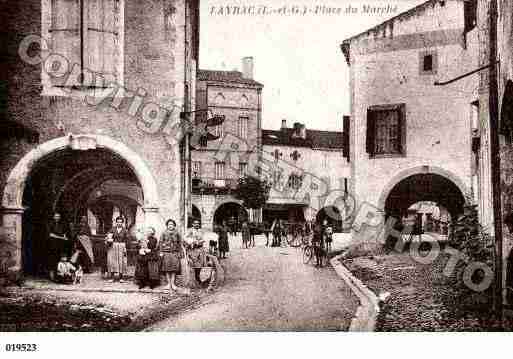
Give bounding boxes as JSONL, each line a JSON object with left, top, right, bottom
{"left": 464, "top": 0, "right": 477, "bottom": 33}
{"left": 423, "top": 55, "right": 433, "bottom": 72}
{"left": 192, "top": 161, "right": 202, "bottom": 178}
{"left": 44, "top": 0, "right": 123, "bottom": 89}
{"left": 419, "top": 50, "right": 437, "bottom": 75}
{"left": 215, "top": 162, "right": 225, "bottom": 180}
{"left": 199, "top": 135, "right": 208, "bottom": 147}
{"left": 239, "top": 162, "right": 248, "bottom": 178}
{"left": 366, "top": 104, "right": 406, "bottom": 156}
{"left": 238, "top": 116, "right": 249, "bottom": 139}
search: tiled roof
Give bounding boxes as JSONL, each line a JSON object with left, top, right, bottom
{"left": 262, "top": 128, "right": 344, "bottom": 149}
{"left": 197, "top": 69, "right": 264, "bottom": 87}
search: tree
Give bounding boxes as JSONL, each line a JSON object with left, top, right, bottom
{"left": 234, "top": 176, "right": 271, "bottom": 210}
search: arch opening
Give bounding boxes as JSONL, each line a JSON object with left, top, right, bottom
{"left": 316, "top": 206, "right": 344, "bottom": 232}
{"left": 21, "top": 147, "right": 143, "bottom": 275}
{"left": 213, "top": 202, "right": 247, "bottom": 230}
{"left": 383, "top": 173, "right": 466, "bottom": 240}
{"left": 2, "top": 135, "right": 160, "bottom": 277}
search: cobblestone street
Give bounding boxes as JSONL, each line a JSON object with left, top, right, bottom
{"left": 147, "top": 235, "right": 358, "bottom": 331}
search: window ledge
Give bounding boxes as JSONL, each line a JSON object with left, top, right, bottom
{"left": 369, "top": 153, "right": 406, "bottom": 159}
{"left": 41, "top": 85, "right": 127, "bottom": 99}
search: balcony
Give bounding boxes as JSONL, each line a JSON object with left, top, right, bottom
{"left": 191, "top": 177, "right": 239, "bottom": 195}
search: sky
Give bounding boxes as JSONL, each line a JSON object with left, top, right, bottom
{"left": 199, "top": 0, "right": 425, "bottom": 131}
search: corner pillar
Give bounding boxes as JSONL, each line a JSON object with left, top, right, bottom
{"left": 0, "top": 207, "right": 25, "bottom": 274}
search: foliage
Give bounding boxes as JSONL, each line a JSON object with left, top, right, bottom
{"left": 448, "top": 204, "right": 494, "bottom": 292}
{"left": 234, "top": 176, "right": 271, "bottom": 209}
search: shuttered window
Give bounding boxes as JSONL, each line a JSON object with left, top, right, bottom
{"left": 48, "top": 0, "right": 121, "bottom": 87}
{"left": 343, "top": 115, "right": 350, "bottom": 160}
{"left": 192, "top": 161, "right": 202, "bottom": 178}
{"left": 239, "top": 162, "right": 248, "bottom": 178}
{"left": 238, "top": 116, "right": 249, "bottom": 139}
{"left": 366, "top": 104, "right": 406, "bottom": 156}
{"left": 215, "top": 162, "right": 225, "bottom": 180}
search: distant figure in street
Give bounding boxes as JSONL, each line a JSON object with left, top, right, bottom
{"left": 106, "top": 216, "right": 129, "bottom": 283}
{"left": 312, "top": 227, "right": 326, "bottom": 268}
{"left": 249, "top": 222, "right": 256, "bottom": 247}
{"left": 263, "top": 221, "right": 271, "bottom": 247}
{"left": 272, "top": 219, "right": 282, "bottom": 247}
{"left": 324, "top": 226, "right": 333, "bottom": 253}
{"left": 135, "top": 227, "right": 160, "bottom": 289}
{"left": 216, "top": 221, "right": 229, "bottom": 259}
{"left": 47, "top": 212, "right": 70, "bottom": 281}
{"left": 160, "top": 219, "right": 184, "bottom": 292}
{"left": 228, "top": 216, "right": 237, "bottom": 236}
{"left": 241, "top": 221, "right": 250, "bottom": 249}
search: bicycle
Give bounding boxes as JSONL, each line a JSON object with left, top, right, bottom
{"left": 302, "top": 239, "right": 328, "bottom": 267}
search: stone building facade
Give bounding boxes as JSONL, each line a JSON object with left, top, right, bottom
{"left": 261, "top": 120, "right": 350, "bottom": 230}
{"left": 341, "top": 0, "right": 480, "bottom": 242}
{"left": 1, "top": 0, "right": 199, "bottom": 275}
{"left": 474, "top": 0, "right": 513, "bottom": 302}
{"left": 191, "top": 58, "right": 263, "bottom": 230}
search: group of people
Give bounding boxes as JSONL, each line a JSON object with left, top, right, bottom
{"left": 46, "top": 212, "right": 222, "bottom": 292}
{"left": 109, "top": 217, "right": 221, "bottom": 291}
{"left": 47, "top": 213, "right": 95, "bottom": 284}
{"left": 311, "top": 221, "right": 334, "bottom": 267}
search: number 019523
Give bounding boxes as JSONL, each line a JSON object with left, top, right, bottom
{"left": 5, "top": 344, "right": 38, "bottom": 352}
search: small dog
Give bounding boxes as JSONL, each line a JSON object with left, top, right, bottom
{"left": 73, "top": 266, "right": 84, "bottom": 285}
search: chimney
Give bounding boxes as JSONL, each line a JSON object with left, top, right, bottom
{"left": 300, "top": 123, "right": 306, "bottom": 139}
{"left": 242, "top": 57, "right": 254, "bottom": 79}
{"left": 281, "top": 119, "right": 288, "bottom": 137}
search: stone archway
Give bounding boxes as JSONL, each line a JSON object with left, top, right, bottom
{"left": 213, "top": 202, "right": 248, "bottom": 230}
{"left": 379, "top": 167, "right": 468, "bottom": 223}
{"left": 1, "top": 134, "right": 161, "bottom": 274}
{"left": 377, "top": 166, "right": 469, "bottom": 213}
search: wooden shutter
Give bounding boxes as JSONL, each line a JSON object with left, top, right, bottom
{"left": 396, "top": 105, "right": 405, "bottom": 154}
{"left": 85, "top": 0, "right": 119, "bottom": 84}
{"left": 366, "top": 109, "right": 375, "bottom": 154}
{"left": 49, "top": 0, "right": 81, "bottom": 86}
{"left": 343, "top": 115, "right": 350, "bottom": 160}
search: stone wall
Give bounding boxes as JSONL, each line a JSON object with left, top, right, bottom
{"left": 345, "top": 0, "right": 478, "bottom": 223}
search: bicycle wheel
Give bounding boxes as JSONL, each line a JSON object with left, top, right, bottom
{"left": 302, "top": 246, "right": 313, "bottom": 264}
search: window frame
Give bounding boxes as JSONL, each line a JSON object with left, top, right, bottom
{"left": 192, "top": 161, "right": 202, "bottom": 178}
{"left": 237, "top": 116, "right": 249, "bottom": 139}
{"left": 419, "top": 50, "right": 438, "bottom": 76}
{"left": 366, "top": 103, "right": 406, "bottom": 158}
{"left": 239, "top": 162, "right": 248, "bottom": 178}
{"left": 41, "top": 0, "right": 125, "bottom": 97}
{"left": 215, "top": 161, "right": 225, "bottom": 180}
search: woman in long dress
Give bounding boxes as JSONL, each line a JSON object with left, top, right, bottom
{"left": 135, "top": 227, "right": 160, "bottom": 289}
{"left": 106, "top": 216, "right": 129, "bottom": 282}
{"left": 216, "top": 222, "right": 229, "bottom": 259}
{"left": 241, "top": 221, "right": 250, "bottom": 249}
{"left": 47, "top": 212, "right": 69, "bottom": 281}
{"left": 160, "top": 219, "right": 183, "bottom": 291}
{"left": 71, "top": 216, "right": 94, "bottom": 273}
